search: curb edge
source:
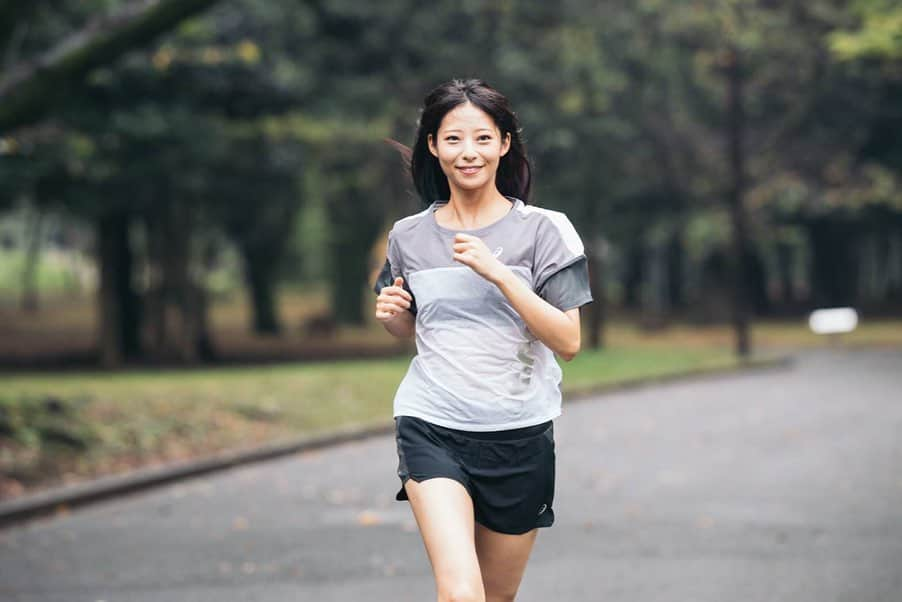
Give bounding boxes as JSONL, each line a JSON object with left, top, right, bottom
{"left": 0, "top": 354, "right": 792, "bottom": 530}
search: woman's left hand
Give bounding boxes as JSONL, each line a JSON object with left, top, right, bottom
{"left": 452, "top": 233, "right": 508, "bottom": 284}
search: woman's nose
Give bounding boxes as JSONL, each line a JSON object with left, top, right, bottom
{"left": 461, "top": 139, "right": 477, "bottom": 160}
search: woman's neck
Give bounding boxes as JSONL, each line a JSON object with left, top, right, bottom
{"left": 439, "top": 185, "right": 511, "bottom": 230}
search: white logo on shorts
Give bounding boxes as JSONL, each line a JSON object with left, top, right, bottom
{"left": 493, "top": 246, "right": 503, "bottom": 258}
{"left": 537, "top": 503, "right": 547, "bottom": 516}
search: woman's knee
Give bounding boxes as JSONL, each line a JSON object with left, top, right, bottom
{"left": 438, "top": 582, "right": 485, "bottom": 602}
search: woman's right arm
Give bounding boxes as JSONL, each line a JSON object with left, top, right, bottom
{"left": 376, "top": 277, "right": 416, "bottom": 338}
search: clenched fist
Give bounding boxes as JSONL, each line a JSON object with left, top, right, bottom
{"left": 375, "top": 276, "right": 413, "bottom": 322}
{"left": 452, "top": 232, "right": 508, "bottom": 284}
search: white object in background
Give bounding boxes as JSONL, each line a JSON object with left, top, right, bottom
{"left": 808, "top": 307, "right": 859, "bottom": 335}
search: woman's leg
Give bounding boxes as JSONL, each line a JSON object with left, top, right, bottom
{"left": 404, "top": 476, "right": 485, "bottom": 602}
{"left": 474, "top": 523, "right": 538, "bottom": 602}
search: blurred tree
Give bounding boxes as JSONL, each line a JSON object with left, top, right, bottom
{"left": 556, "top": 0, "right": 893, "bottom": 353}
{"left": 0, "top": 0, "right": 223, "bottom": 131}
{"left": 2, "top": 0, "right": 310, "bottom": 363}
{"left": 4, "top": 0, "right": 902, "bottom": 370}
{"left": 831, "top": 0, "right": 902, "bottom": 60}
{"left": 212, "top": 130, "right": 304, "bottom": 335}
{"left": 751, "top": 0, "right": 902, "bottom": 309}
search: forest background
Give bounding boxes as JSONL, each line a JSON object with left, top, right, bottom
{"left": 1, "top": 0, "right": 901, "bottom": 498}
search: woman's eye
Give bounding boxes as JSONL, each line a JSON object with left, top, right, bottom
{"left": 478, "top": 135, "right": 492, "bottom": 142}
{"left": 445, "top": 136, "right": 459, "bottom": 142}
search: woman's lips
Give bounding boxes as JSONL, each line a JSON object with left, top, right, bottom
{"left": 457, "top": 166, "right": 483, "bottom": 175}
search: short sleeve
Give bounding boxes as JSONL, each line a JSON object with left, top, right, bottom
{"left": 532, "top": 212, "right": 587, "bottom": 292}
{"left": 372, "top": 259, "right": 394, "bottom": 294}
{"left": 372, "top": 229, "right": 417, "bottom": 314}
{"left": 537, "top": 256, "right": 593, "bottom": 311}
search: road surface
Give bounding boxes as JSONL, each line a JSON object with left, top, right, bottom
{"left": 2, "top": 348, "right": 900, "bottom": 601}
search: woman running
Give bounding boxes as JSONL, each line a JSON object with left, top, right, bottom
{"left": 373, "top": 78, "right": 593, "bottom": 602}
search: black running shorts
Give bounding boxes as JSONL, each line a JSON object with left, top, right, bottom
{"left": 394, "top": 415, "right": 556, "bottom": 535}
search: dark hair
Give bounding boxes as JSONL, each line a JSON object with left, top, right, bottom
{"left": 409, "top": 79, "right": 532, "bottom": 205}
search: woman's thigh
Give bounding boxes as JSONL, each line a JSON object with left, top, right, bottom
{"left": 475, "top": 523, "right": 538, "bottom": 602}
{"left": 404, "top": 476, "right": 484, "bottom": 600}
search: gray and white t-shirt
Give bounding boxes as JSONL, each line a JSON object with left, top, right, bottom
{"left": 373, "top": 197, "right": 593, "bottom": 431}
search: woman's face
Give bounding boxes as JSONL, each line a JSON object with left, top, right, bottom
{"left": 428, "top": 102, "right": 511, "bottom": 196}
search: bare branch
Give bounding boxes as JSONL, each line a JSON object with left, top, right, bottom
{"left": 0, "top": 0, "right": 223, "bottom": 132}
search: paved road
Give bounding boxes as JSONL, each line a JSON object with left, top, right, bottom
{"left": 2, "top": 348, "right": 901, "bottom": 602}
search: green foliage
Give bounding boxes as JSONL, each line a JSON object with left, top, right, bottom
{"left": 3, "top": 0, "right": 902, "bottom": 343}
{"left": 0, "top": 394, "right": 99, "bottom": 452}
{"left": 830, "top": 0, "right": 902, "bottom": 60}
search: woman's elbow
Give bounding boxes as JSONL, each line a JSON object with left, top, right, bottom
{"left": 558, "top": 338, "right": 581, "bottom": 362}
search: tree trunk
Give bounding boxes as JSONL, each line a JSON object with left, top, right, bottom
{"left": 725, "top": 45, "right": 751, "bottom": 358}
{"left": 330, "top": 227, "right": 379, "bottom": 325}
{"left": 96, "top": 212, "right": 141, "bottom": 367}
{"left": 144, "top": 202, "right": 213, "bottom": 363}
{"left": 776, "top": 241, "right": 795, "bottom": 307}
{"left": 808, "top": 219, "right": 857, "bottom": 307}
{"left": 666, "top": 230, "right": 685, "bottom": 311}
{"left": 623, "top": 243, "right": 645, "bottom": 310}
{"left": 744, "top": 246, "right": 771, "bottom": 316}
{"left": 327, "top": 184, "right": 383, "bottom": 326}
{"left": 241, "top": 247, "right": 281, "bottom": 335}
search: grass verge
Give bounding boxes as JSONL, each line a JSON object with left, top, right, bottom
{"left": 1, "top": 345, "right": 746, "bottom": 500}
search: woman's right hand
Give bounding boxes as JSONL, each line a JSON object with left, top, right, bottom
{"left": 375, "top": 277, "right": 413, "bottom": 322}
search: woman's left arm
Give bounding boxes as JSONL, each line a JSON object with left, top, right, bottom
{"left": 453, "top": 233, "right": 581, "bottom": 361}
{"left": 495, "top": 271, "right": 581, "bottom": 361}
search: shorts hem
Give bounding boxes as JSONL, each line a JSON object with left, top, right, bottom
{"left": 395, "top": 473, "right": 473, "bottom": 501}
{"left": 475, "top": 515, "right": 555, "bottom": 535}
